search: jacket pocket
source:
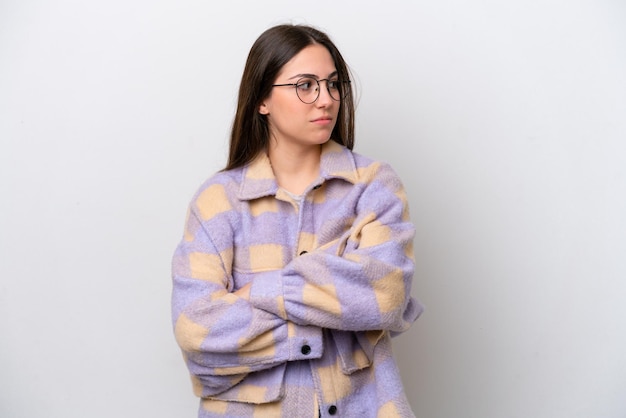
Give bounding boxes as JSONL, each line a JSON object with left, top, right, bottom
{"left": 206, "top": 362, "right": 287, "bottom": 404}
{"left": 330, "top": 329, "right": 386, "bottom": 374}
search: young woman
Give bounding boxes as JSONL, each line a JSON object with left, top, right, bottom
{"left": 171, "top": 24, "right": 423, "bottom": 417}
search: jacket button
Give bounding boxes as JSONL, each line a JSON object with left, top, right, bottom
{"left": 301, "top": 345, "right": 311, "bottom": 355}
{"left": 299, "top": 250, "right": 308, "bottom": 255}
{"left": 328, "top": 405, "right": 337, "bottom": 415}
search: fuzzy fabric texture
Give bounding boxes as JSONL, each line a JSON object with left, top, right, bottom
{"left": 172, "top": 140, "right": 423, "bottom": 417}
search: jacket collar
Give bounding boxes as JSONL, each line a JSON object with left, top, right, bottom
{"left": 238, "top": 140, "right": 358, "bottom": 201}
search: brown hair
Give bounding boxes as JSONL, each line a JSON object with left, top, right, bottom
{"left": 224, "top": 24, "right": 355, "bottom": 170}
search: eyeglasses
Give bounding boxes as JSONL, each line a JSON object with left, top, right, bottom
{"left": 272, "top": 77, "right": 351, "bottom": 104}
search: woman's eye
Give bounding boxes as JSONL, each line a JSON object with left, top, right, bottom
{"left": 297, "top": 79, "right": 315, "bottom": 91}
{"left": 328, "top": 80, "right": 340, "bottom": 89}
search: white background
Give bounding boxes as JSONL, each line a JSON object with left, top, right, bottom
{"left": 1, "top": 1, "right": 625, "bottom": 417}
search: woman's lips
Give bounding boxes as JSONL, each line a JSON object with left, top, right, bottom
{"left": 311, "top": 116, "right": 333, "bottom": 125}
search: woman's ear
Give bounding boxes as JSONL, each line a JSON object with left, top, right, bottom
{"left": 259, "top": 102, "right": 269, "bottom": 115}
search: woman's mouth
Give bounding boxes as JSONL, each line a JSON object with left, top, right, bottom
{"left": 311, "top": 116, "right": 333, "bottom": 125}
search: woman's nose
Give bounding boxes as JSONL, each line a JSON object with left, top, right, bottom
{"left": 315, "top": 81, "right": 333, "bottom": 107}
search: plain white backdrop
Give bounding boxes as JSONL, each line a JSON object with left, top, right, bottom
{"left": 1, "top": 1, "right": 625, "bottom": 417}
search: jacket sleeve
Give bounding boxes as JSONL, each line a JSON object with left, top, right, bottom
{"left": 249, "top": 162, "right": 423, "bottom": 333}
{"left": 171, "top": 186, "right": 322, "bottom": 396}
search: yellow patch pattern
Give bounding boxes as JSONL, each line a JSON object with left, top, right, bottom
{"left": 312, "top": 186, "right": 327, "bottom": 204}
{"left": 373, "top": 269, "right": 405, "bottom": 313}
{"left": 196, "top": 184, "right": 232, "bottom": 220}
{"left": 317, "top": 358, "right": 352, "bottom": 402}
{"left": 365, "top": 329, "right": 385, "bottom": 346}
{"left": 250, "top": 196, "right": 279, "bottom": 216}
{"left": 213, "top": 364, "right": 251, "bottom": 376}
{"left": 302, "top": 283, "right": 342, "bottom": 317}
{"left": 175, "top": 313, "right": 209, "bottom": 352}
{"left": 239, "top": 330, "right": 277, "bottom": 358}
{"left": 201, "top": 398, "right": 229, "bottom": 414}
{"left": 236, "top": 384, "right": 268, "bottom": 402}
{"left": 359, "top": 219, "right": 392, "bottom": 249}
{"left": 297, "top": 231, "right": 317, "bottom": 254}
{"left": 377, "top": 401, "right": 401, "bottom": 417}
{"left": 249, "top": 243, "right": 284, "bottom": 271}
{"left": 245, "top": 153, "right": 274, "bottom": 180}
{"left": 183, "top": 208, "right": 195, "bottom": 242}
{"left": 189, "top": 252, "right": 226, "bottom": 284}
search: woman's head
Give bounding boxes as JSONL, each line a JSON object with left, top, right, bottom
{"left": 226, "top": 24, "right": 355, "bottom": 170}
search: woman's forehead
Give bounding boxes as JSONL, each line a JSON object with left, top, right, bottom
{"left": 277, "top": 44, "right": 337, "bottom": 79}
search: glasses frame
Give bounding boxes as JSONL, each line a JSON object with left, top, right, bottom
{"left": 272, "top": 77, "right": 351, "bottom": 104}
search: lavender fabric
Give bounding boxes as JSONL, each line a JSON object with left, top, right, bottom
{"left": 172, "top": 140, "right": 423, "bottom": 417}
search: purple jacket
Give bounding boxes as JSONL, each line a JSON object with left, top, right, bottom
{"left": 172, "top": 140, "right": 423, "bottom": 417}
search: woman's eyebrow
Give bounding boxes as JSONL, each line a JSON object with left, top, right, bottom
{"left": 288, "top": 70, "right": 338, "bottom": 80}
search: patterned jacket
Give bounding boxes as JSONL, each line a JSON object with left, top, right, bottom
{"left": 172, "top": 140, "right": 423, "bottom": 417}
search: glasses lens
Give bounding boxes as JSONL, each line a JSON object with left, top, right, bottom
{"left": 295, "top": 78, "right": 319, "bottom": 104}
{"left": 328, "top": 80, "right": 350, "bottom": 101}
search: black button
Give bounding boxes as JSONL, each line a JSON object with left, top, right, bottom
{"left": 299, "top": 250, "right": 308, "bottom": 255}
{"left": 301, "top": 344, "right": 311, "bottom": 355}
{"left": 328, "top": 405, "right": 337, "bottom": 415}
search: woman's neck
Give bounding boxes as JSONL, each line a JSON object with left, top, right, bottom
{"left": 268, "top": 142, "right": 322, "bottom": 195}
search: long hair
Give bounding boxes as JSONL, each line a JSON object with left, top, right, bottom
{"left": 224, "top": 24, "right": 355, "bottom": 171}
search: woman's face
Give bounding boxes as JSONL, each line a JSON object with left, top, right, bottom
{"left": 260, "top": 44, "right": 340, "bottom": 150}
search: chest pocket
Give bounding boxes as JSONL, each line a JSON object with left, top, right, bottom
{"left": 231, "top": 242, "right": 287, "bottom": 289}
